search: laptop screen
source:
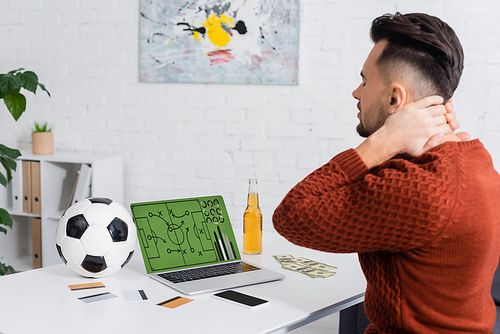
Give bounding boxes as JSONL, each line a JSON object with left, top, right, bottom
{"left": 130, "top": 195, "right": 241, "bottom": 274}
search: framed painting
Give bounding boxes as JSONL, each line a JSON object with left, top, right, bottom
{"left": 139, "top": 0, "right": 300, "bottom": 85}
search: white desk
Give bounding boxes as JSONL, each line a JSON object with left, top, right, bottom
{"left": 0, "top": 230, "right": 366, "bottom": 334}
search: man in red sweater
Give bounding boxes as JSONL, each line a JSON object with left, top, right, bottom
{"left": 273, "top": 12, "right": 500, "bottom": 333}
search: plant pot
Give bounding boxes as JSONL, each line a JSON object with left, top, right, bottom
{"left": 32, "top": 132, "right": 54, "bottom": 155}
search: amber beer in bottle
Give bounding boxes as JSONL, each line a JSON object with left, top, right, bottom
{"left": 243, "top": 178, "right": 262, "bottom": 254}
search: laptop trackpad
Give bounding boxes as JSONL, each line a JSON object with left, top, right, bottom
{"left": 247, "top": 269, "right": 284, "bottom": 281}
{"left": 182, "top": 274, "right": 256, "bottom": 293}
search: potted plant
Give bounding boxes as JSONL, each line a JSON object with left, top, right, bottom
{"left": 0, "top": 68, "right": 50, "bottom": 275}
{"left": 31, "top": 121, "right": 54, "bottom": 155}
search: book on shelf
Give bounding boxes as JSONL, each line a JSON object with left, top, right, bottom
{"left": 71, "top": 164, "right": 92, "bottom": 205}
{"left": 67, "top": 171, "right": 80, "bottom": 208}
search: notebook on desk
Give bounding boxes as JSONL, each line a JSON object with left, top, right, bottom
{"left": 130, "top": 195, "right": 284, "bottom": 295}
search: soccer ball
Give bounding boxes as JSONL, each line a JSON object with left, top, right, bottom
{"left": 55, "top": 197, "right": 136, "bottom": 278}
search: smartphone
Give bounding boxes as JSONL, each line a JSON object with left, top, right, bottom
{"left": 213, "top": 290, "right": 269, "bottom": 308}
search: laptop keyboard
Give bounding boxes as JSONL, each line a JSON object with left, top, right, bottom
{"left": 158, "top": 262, "right": 260, "bottom": 283}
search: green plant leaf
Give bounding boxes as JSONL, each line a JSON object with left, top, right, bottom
{"left": 3, "top": 89, "right": 26, "bottom": 121}
{"left": 0, "top": 261, "right": 16, "bottom": 275}
{"left": 0, "top": 145, "right": 20, "bottom": 188}
{"left": 0, "top": 144, "right": 22, "bottom": 160}
{"left": 1, "top": 155, "right": 18, "bottom": 181}
{"left": 0, "top": 73, "right": 22, "bottom": 96}
{"left": 0, "top": 208, "right": 13, "bottom": 229}
{"left": 0, "top": 171, "right": 7, "bottom": 188}
{"left": 1, "top": 155, "right": 18, "bottom": 171}
{"left": 38, "top": 82, "right": 51, "bottom": 98}
{"left": 0, "top": 262, "right": 6, "bottom": 275}
{"left": 8, "top": 68, "right": 25, "bottom": 75}
{"left": 19, "top": 71, "right": 39, "bottom": 94}
{"left": 1, "top": 161, "right": 13, "bottom": 185}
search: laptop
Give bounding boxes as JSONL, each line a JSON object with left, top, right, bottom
{"left": 130, "top": 195, "right": 285, "bottom": 295}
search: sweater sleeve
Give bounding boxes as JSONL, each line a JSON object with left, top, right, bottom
{"left": 272, "top": 148, "right": 456, "bottom": 253}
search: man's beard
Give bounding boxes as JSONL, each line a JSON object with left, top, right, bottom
{"left": 356, "top": 122, "right": 372, "bottom": 138}
{"left": 356, "top": 103, "right": 387, "bottom": 138}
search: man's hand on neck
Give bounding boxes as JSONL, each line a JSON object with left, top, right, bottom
{"left": 355, "top": 96, "right": 461, "bottom": 170}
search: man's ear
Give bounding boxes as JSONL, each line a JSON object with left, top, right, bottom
{"left": 388, "top": 83, "right": 407, "bottom": 114}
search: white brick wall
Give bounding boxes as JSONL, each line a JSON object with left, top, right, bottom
{"left": 1, "top": 1, "right": 499, "bottom": 231}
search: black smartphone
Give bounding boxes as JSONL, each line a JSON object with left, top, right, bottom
{"left": 213, "top": 290, "right": 269, "bottom": 308}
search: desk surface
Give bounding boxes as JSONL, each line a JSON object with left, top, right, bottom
{"left": 0, "top": 229, "right": 366, "bottom": 334}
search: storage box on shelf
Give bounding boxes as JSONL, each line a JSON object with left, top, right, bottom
{"left": 0, "top": 151, "right": 123, "bottom": 272}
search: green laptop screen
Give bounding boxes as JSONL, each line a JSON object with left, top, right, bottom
{"left": 130, "top": 195, "right": 241, "bottom": 274}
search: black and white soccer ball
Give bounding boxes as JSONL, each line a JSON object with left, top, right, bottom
{"left": 55, "top": 197, "right": 136, "bottom": 278}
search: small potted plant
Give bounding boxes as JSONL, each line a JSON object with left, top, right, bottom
{"left": 31, "top": 121, "right": 54, "bottom": 155}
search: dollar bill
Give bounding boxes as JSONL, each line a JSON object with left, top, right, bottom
{"left": 297, "top": 267, "right": 336, "bottom": 279}
{"left": 273, "top": 254, "right": 337, "bottom": 278}
{"left": 281, "top": 262, "right": 308, "bottom": 272}
{"left": 272, "top": 254, "right": 295, "bottom": 263}
{"left": 293, "top": 257, "right": 338, "bottom": 271}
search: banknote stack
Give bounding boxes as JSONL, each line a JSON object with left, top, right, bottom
{"left": 273, "top": 254, "right": 337, "bottom": 278}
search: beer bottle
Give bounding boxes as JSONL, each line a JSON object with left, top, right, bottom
{"left": 243, "top": 178, "right": 262, "bottom": 254}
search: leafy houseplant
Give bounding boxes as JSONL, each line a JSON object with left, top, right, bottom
{"left": 0, "top": 68, "right": 50, "bottom": 275}
{"left": 31, "top": 121, "right": 54, "bottom": 155}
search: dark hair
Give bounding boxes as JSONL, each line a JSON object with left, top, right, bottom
{"left": 370, "top": 12, "right": 464, "bottom": 102}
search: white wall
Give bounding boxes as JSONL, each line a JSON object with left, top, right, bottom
{"left": 1, "top": 0, "right": 499, "bottom": 231}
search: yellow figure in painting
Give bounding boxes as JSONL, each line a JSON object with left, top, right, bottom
{"left": 202, "top": 14, "right": 235, "bottom": 48}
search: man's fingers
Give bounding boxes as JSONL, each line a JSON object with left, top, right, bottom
{"left": 444, "top": 112, "right": 458, "bottom": 130}
{"left": 434, "top": 123, "right": 454, "bottom": 135}
{"left": 444, "top": 112, "right": 454, "bottom": 123}
{"left": 426, "top": 104, "right": 447, "bottom": 117}
{"left": 422, "top": 133, "right": 445, "bottom": 153}
{"left": 445, "top": 107, "right": 456, "bottom": 121}
{"left": 456, "top": 132, "right": 471, "bottom": 141}
{"left": 427, "top": 114, "right": 448, "bottom": 128}
{"left": 420, "top": 121, "right": 455, "bottom": 155}
{"left": 413, "top": 95, "right": 445, "bottom": 109}
{"left": 445, "top": 100, "right": 454, "bottom": 113}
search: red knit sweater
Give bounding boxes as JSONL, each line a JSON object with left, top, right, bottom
{"left": 273, "top": 139, "right": 500, "bottom": 333}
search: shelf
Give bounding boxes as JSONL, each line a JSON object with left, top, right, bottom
{"left": 17, "top": 150, "right": 120, "bottom": 165}
{"left": 7, "top": 210, "right": 41, "bottom": 218}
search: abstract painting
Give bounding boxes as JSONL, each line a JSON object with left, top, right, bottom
{"left": 139, "top": 0, "right": 300, "bottom": 85}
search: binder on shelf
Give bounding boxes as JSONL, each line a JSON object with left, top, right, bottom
{"left": 72, "top": 164, "right": 92, "bottom": 204}
{"left": 31, "top": 161, "right": 41, "bottom": 215}
{"left": 22, "top": 160, "right": 32, "bottom": 214}
{"left": 11, "top": 161, "right": 23, "bottom": 212}
{"left": 21, "top": 161, "right": 42, "bottom": 215}
{"left": 32, "top": 217, "right": 42, "bottom": 269}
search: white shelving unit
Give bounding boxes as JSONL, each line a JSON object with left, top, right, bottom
{"left": 0, "top": 150, "right": 123, "bottom": 271}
